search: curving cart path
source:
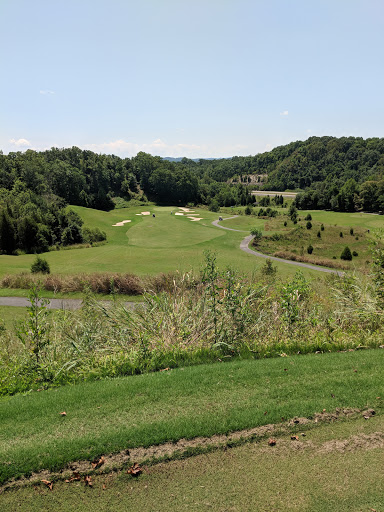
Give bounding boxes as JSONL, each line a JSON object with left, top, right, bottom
{"left": 212, "top": 217, "right": 343, "bottom": 276}
{"left": 0, "top": 296, "right": 137, "bottom": 309}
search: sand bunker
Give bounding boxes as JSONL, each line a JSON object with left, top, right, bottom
{"left": 112, "top": 220, "right": 131, "bottom": 226}
{"left": 141, "top": 211, "right": 151, "bottom": 215}
{"left": 179, "top": 207, "right": 195, "bottom": 212}
{"left": 189, "top": 217, "right": 203, "bottom": 221}
{"left": 175, "top": 212, "right": 184, "bottom": 216}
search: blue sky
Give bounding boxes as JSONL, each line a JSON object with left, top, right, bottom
{"left": 1, "top": 0, "right": 383, "bottom": 158}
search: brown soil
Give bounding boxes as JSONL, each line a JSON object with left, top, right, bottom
{"left": 1, "top": 407, "right": 374, "bottom": 493}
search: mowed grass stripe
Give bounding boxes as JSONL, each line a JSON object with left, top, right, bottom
{"left": 1, "top": 350, "right": 383, "bottom": 483}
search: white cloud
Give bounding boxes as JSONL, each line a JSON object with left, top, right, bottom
{"left": 82, "top": 139, "right": 251, "bottom": 158}
{"left": 9, "top": 138, "right": 32, "bottom": 147}
{"left": 40, "top": 90, "right": 54, "bottom": 95}
{"left": 280, "top": 110, "right": 289, "bottom": 116}
{"left": 82, "top": 139, "right": 206, "bottom": 158}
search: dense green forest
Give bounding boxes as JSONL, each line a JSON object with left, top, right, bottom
{"left": 1, "top": 136, "right": 384, "bottom": 254}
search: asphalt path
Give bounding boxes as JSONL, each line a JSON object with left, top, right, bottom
{"left": 0, "top": 297, "right": 137, "bottom": 310}
{"left": 212, "top": 216, "right": 343, "bottom": 276}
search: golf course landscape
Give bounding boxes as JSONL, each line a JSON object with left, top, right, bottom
{"left": 1, "top": 198, "right": 384, "bottom": 510}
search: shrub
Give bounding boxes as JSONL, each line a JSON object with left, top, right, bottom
{"left": 321, "top": 224, "right": 324, "bottom": 231}
{"left": 350, "top": 228, "right": 354, "bottom": 236}
{"left": 352, "top": 251, "right": 358, "bottom": 257}
{"left": 340, "top": 246, "right": 352, "bottom": 261}
{"left": 208, "top": 200, "right": 220, "bottom": 212}
{"left": 261, "top": 258, "right": 277, "bottom": 276}
{"left": 251, "top": 228, "right": 263, "bottom": 243}
{"left": 306, "top": 221, "right": 312, "bottom": 230}
{"left": 305, "top": 214, "right": 312, "bottom": 221}
{"left": 31, "top": 256, "right": 50, "bottom": 274}
{"left": 284, "top": 221, "right": 287, "bottom": 227}
{"left": 340, "top": 232, "right": 343, "bottom": 238}
{"left": 307, "top": 244, "right": 313, "bottom": 254}
{"left": 244, "top": 205, "right": 252, "bottom": 215}
{"left": 317, "top": 231, "right": 321, "bottom": 238}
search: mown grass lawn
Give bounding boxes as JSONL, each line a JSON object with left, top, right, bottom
{"left": 2, "top": 414, "right": 383, "bottom": 511}
{"left": 0, "top": 205, "right": 303, "bottom": 281}
{"left": 1, "top": 349, "right": 383, "bottom": 485}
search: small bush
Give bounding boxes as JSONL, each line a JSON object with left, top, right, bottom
{"left": 352, "top": 251, "right": 358, "bottom": 257}
{"left": 340, "top": 246, "right": 352, "bottom": 261}
{"left": 317, "top": 231, "right": 321, "bottom": 238}
{"left": 208, "top": 200, "right": 220, "bottom": 212}
{"left": 350, "top": 228, "right": 354, "bottom": 236}
{"left": 251, "top": 228, "right": 263, "bottom": 243}
{"left": 305, "top": 214, "right": 312, "bottom": 221}
{"left": 244, "top": 205, "right": 252, "bottom": 215}
{"left": 340, "top": 232, "right": 343, "bottom": 238}
{"left": 261, "top": 258, "right": 277, "bottom": 276}
{"left": 31, "top": 256, "right": 50, "bottom": 274}
{"left": 321, "top": 224, "right": 324, "bottom": 231}
{"left": 307, "top": 244, "right": 313, "bottom": 254}
{"left": 284, "top": 221, "right": 287, "bottom": 227}
{"left": 306, "top": 221, "right": 312, "bottom": 230}
{"left": 355, "top": 236, "right": 359, "bottom": 240}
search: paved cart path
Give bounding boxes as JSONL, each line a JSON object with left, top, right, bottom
{"left": 0, "top": 297, "right": 137, "bottom": 309}
{"left": 212, "top": 217, "right": 343, "bottom": 276}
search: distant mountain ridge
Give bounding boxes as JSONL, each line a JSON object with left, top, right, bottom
{"left": 162, "top": 157, "right": 220, "bottom": 162}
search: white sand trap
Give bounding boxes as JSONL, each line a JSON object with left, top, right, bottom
{"left": 179, "top": 207, "right": 195, "bottom": 212}
{"left": 186, "top": 215, "right": 199, "bottom": 217}
{"left": 175, "top": 212, "right": 184, "bottom": 216}
{"left": 135, "top": 213, "right": 142, "bottom": 216}
{"left": 112, "top": 220, "right": 132, "bottom": 226}
{"left": 141, "top": 211, "right": 151, "bottom": 215}
{"left": 189, "top": 217, "right": 203, "bottom": 221}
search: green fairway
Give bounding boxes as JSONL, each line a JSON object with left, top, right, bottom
{"left": 1, "top": 206, "right": 383, "bottom": 281}
{"left": 0, "top": 306, "right": 28, "bottom": 330}
{"left": 0, "top": 206, "right": 294, "bottom": 279}
{"left": 0, "top": 349, "right": 383, "bottom": 484}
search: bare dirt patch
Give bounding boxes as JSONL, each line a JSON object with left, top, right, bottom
{"left": 2, "top": 407, "right": 373, "bottom": 493}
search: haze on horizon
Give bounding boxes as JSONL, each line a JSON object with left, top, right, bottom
{"left": 1, "top": 0, "right": 383, "bottom": 160}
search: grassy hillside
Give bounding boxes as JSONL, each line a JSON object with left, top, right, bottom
{"left": 1, "top": 349, "right": 383, "bottom": 485}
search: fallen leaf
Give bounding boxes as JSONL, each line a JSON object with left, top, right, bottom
{"left": 59, "top": 411, "right": 67, "bottom": 416}
{"left": 160, "top": 367, "right": 170, "bottom": 372}
{"left": 353, "top": 369, "right": 358, "bottom": 373}
{"left": 84, "top": 475, "right": 93, "bottom": 487}
{"left": 331, "top": 394, "right": 335, "bottom": 398}
{"left": 127, "top": 463, "right": 142, "bottom": 476}
{"left": 322, "top": 409, "right": 326, "bottom": 412}
{"left": 300, "top": 433, "right": 306, "bottom": 437}
{"left": 65, "top": 472, "right": 81, "bottom": 483}
{"left": 41, "top": 479, "right": 53, "bottom": 490}
{"left": 91, "top": 456, "right": 105, "bottom": 469}
{"left": 264, "top": 411, "right": 268, "bottom": 415}
{"left": 291, "top": 435, "right": 299, "bottom": 441}
{"left": 268, "top": 438, "right": 276, "bottom": 446}
{"left": 103, "top": 484, "right": 106, "bottom": 490}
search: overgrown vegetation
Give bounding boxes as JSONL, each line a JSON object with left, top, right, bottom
{"left": 1, "top": 252, "right": 384, "bottom": 396}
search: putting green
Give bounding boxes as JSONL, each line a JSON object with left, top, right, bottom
{"left": 127, "top": 213, "right": 224, "bottom": 248}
